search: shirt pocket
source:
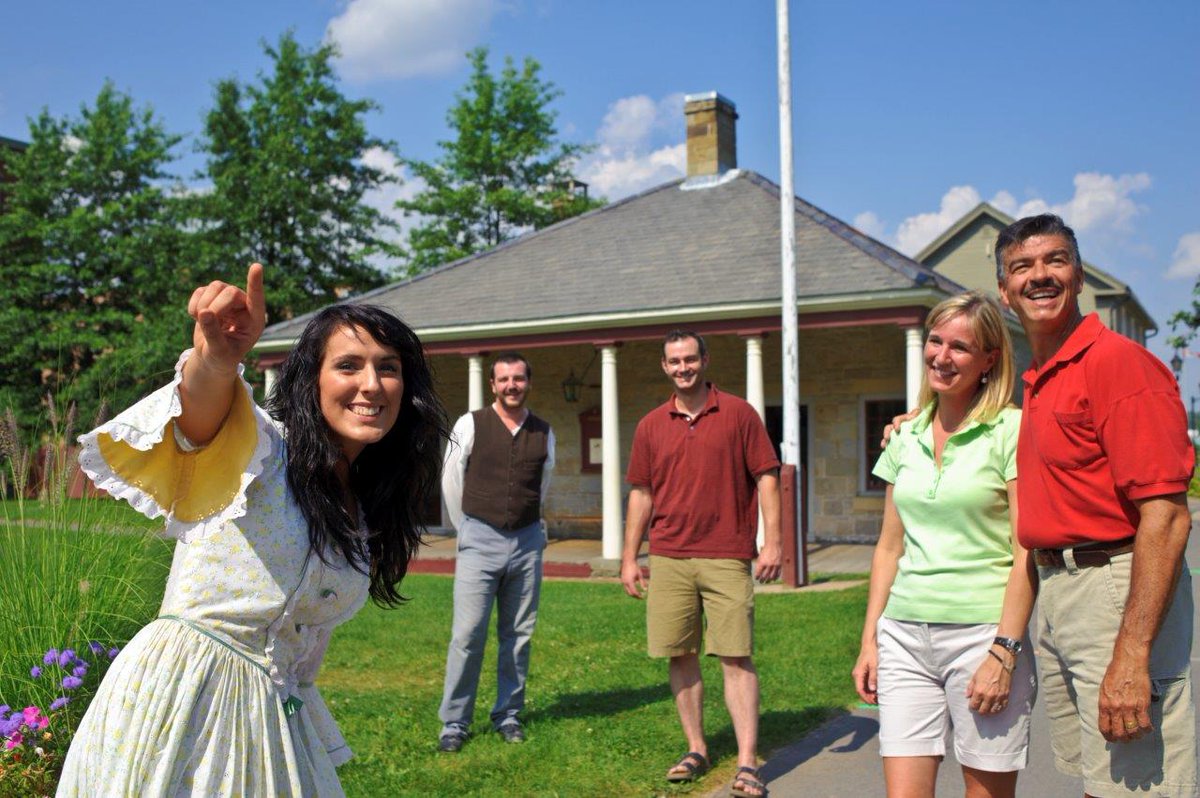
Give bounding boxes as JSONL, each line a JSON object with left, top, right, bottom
{"left": 1040, "top": 410, "right": 1101, "bottom": 470}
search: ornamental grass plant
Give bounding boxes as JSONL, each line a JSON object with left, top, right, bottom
{"left": 0, "top": 400, "right": 171, "bottom": 791}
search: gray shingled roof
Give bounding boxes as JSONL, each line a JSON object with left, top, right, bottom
{"left": 261, "top": 170, "right": 962, "bottom": 342}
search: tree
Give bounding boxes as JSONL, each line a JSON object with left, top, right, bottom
{"left": 1169, "top": 290, "right": 1200, "bottom": 353}
{"left": 399, "top": 47, "right": 603, "bottom": 273}
{"left": 194, "top": 32, "right": 397, "bottom": 321}
{"left": 0, "top": 82, "right": 188, "bottom": 440}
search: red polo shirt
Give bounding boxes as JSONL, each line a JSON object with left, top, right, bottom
{"left": 1017, "top": 314, "right": 1193, "bottom": 549}
{"left": 626, "top": 384, "right": 780, "bottom": 559}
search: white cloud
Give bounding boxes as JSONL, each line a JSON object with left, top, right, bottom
{"left": 582, "top": 144, "right": 686, "bottom": 198}
{"left": 358, "top": 146, "right": 426, "bottom": 264}
{"left": 882, "top": 172, "right": 1153, "bottom": 258}
{"left": 1167, "top": 233, "right": 1200, "bottom": 280}
{"left": 853, "top": 211, "right": 886, "bottom": 240}
{"left": 326, "top": 0, "right": 498, "bottom": 82}
{"left": 989, "top": 190, "right": 1018, "bottom": 217}
{"left": 596, "top": 96, "right": 657, "bottom": 150}
{"left": 577, "top": 93, "right": 687, "bottom": 200}
{"left": 894, "top": 185, "right": 984, "bottom": 255}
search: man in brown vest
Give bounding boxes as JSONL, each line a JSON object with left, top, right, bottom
{"left": 437, "top": 352, "right": 555, "bottom": 753}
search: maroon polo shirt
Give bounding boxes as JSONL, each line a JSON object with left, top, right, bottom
{"left": 626, "top": 384, "right": 780, "bottom": 559}
{"left": 1017, "top": 313, "right": 1193, "bottom": 549}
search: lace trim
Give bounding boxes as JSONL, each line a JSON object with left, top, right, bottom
{"left": 76, "top": 348, "right": 277, "bottom": 542}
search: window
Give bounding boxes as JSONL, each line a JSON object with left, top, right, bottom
{"left": 861, "top": 397, "right": 907, "bottom": 494}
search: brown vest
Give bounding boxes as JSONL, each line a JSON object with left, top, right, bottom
{"left": 461, "top": 407, "right": 550, "bottom": 530}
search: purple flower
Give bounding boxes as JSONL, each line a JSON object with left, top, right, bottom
{"left": 58, "top": 649, "right": 76, "bottom": 668}
{"left": 43, "top": 649, "right": 59, "bottom": 665}
{"left": 61, "top": 676, "right": 83, "bottom": 691}
{"left": 72, "top": 664, "right": 88, "bottom": 678}
{"left": 49, "top": 696, "right": 70, "bottom": 711}
{"left": 0, "top": 705, "right": 7, "bottom": 717}
{"left": 89, "top": 641, "right": 104, "bottom": 655}
{"left": 0, "top": 717, "right": 22, "bottom": 737}
{"left": 30, "top": 666, "right": 42, "bottom": 678}
{"left": 107, "top": 647, "right": 120, "bottom": 660}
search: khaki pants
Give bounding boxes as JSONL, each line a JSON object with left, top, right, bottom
{"left": 1037, "top": 551, "right": 1197, "bottom": 797}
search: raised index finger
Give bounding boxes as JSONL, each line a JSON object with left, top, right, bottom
{"left": 245, "top": 262, "right": 266, "bottom": 321}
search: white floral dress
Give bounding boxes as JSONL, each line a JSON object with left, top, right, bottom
{"left": 58, "top": 350, "right": 369, "bottom": 797}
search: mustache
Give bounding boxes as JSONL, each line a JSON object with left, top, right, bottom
{"left": 1022, "top": 279, "right": 1063, "bottom": 296}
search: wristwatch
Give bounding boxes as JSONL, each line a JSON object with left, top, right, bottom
{"left": 993, "top": 636, "right": 1022, "bottom": 655}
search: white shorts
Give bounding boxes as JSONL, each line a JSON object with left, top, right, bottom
{"left": 876, "top": 617, "right": 1037, "bottom": 772}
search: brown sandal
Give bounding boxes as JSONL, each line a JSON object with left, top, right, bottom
{"left": 731, "top": 766, "right": 767, "bottom": 797}
{"left": 665, "top": 751, "right": 709, "bottom": 782}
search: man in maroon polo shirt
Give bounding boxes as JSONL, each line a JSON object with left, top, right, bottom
{"left": 996, "top": 214, "right": 1196, "bottom": 797}
{"left": 621, "top": 329, "right": 781, "bottom": 798}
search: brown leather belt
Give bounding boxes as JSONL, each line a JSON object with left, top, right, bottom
{"left": 1033, "top": 536, "right": 1136, "bottom": 569}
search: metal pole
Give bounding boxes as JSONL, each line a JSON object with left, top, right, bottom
{"left": 777, "top": 0, "right": 806, "bottom": 586}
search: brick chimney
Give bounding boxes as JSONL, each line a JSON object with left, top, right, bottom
{"left": 684, "top": 92, "right": 737, "bottom": 177}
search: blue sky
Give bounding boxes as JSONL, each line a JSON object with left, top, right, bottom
{"left": 3, "top": 1, "right": 1198, "bottom": 387}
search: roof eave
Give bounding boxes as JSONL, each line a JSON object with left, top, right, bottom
{"left": 253, "top": 287, "right": 952, "bottom": 354}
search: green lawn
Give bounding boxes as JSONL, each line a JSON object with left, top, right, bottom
{"left": 0, "top": 497, "right": 161, "bottom": 530}
{"left": 323, "top": 575, "right": 867, "bottom": 797}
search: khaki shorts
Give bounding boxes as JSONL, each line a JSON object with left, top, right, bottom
{"left": 1037, "top": 551, "right": 1197, "bottom": 797}
{"left": 646, "top": 555, "right": 753, "bottom": 658}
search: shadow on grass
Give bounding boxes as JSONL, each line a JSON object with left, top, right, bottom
{"left": 526, "top": 682, "right": 672, "bottom": 722}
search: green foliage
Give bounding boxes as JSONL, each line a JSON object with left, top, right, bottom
{"left": 0, "top": 83, "right": 189, "bottom": 441}
{"left": 324, "top": 574, "right": 865, "bottom": 796}
{"left": 0, "top": 409, "right": 170, "bottom": 773}
{"left": 193, "top": 31, "right": 396, "bottom": 322}
{"left": 399, "top": 47, "right": 604, "bottom": 273}
{"left": 1168, "top": 284, "right": 1200, "bottom": 352}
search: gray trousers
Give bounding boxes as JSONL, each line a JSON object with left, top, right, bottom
{"left": 438, "top": 515, "right": 545, "bottom": 732}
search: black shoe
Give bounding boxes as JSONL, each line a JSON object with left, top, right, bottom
{"left": 438, "top": 730, "right": 468, "bottom": 752}
{"left": 497, "top": 722, "right": 525, "bottom": 743}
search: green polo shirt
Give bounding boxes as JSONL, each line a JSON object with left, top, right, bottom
{"left": 872, "top": 405, "right": 1020, "bottom": 623}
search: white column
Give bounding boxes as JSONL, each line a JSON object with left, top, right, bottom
{"left": 744, "top": 335, "right": 765, "bottom": 421}
{"left": 601, "top": 346, "right": 622, "bottom": 560}
{"left": 904, "top": 326, "right": 924, "bottom": 409}
{"left": 744, "top": 335, "right": 767, "bottom": 547}
{"left": 263, "top": 367, "right": 278, "bottom": 399}
{"left": 467, "top": 355, "right": 485, "bottom": 411}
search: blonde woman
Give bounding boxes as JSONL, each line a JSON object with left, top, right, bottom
{"left": 852, "top": 291, "right": 1037, "bottom": 798}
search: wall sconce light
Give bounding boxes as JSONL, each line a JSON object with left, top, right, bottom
{"left": 561, "top": 350, "right": 599, "bottom": 403}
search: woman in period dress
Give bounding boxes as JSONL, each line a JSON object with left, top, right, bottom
{"left": 58, "top": 263, "right": 449, "bottom": 796}
{"left": 852, "top": 291, "right": 1037, "bottom": 798}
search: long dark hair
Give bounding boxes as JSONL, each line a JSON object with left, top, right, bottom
{"left": 265, "top": 304, "right": 449, "bottom": 606}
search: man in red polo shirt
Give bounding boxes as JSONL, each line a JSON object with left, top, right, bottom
{"left": 621, "top": 329, "right": 781, "bottom": 798}
{"left": 996, "top": 214, "right": 1196, "bottom": 797}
